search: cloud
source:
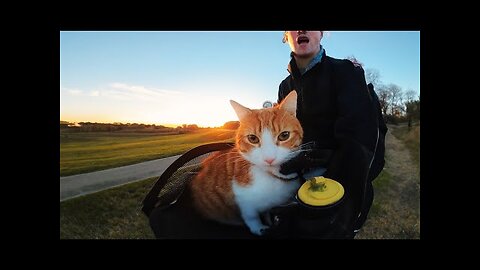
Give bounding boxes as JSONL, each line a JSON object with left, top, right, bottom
{"left": 107, "top": 82, "right": 183, "bottom": 100}
{"left": 62, "top": 83, "right": 183, "bottom": 101}
{"left": 66, "top": 88, "right": 83, "bottom": 96}
{"left": 62, "top": 86, "right": 100, "bottom": 97}
{"left": 89, "top": 91, "right": 100, "bottom": 97}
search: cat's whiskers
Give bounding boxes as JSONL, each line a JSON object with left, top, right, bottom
{"left": 286, "top": 147, "right": 312, "bottom": 158}
{"left": 298, "top": 141, "right": 315, "bottom": 149}
{"left": 287, "top": 141, "right": 316, "bottom": 155}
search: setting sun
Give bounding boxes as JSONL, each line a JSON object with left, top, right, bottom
{"left": 140, "top": 95, "right": 240, "bottom": 128}
{"left": 60, "top": 80, "right": 269, "bottom": 128}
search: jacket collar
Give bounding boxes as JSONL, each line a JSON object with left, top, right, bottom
{"left": 287, "top": 46, "right": 325, "bottom": 79}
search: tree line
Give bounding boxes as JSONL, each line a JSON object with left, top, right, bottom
{"left": 365, "top": 68, "right": 420, "bottom": 125}
{"left": 59, "top": 121, "right": 201, "bottom": 133}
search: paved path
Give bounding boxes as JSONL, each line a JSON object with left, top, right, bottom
{"left": 60, "top": 155, "right": 181, "bottom": 202}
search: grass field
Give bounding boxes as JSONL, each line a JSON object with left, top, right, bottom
{"left": 60, "top": 122, "right": 420, "bottom": 239}
{"left": 60, "top": 128, "right": 235, "bottom": 176}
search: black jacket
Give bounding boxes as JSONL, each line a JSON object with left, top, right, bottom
{"left": 278, "top": 50, "right": 379, "bottom": 237}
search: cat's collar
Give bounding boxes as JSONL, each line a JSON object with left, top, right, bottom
{"left": 268, "top": 171, "right": 298, "bottom": 182}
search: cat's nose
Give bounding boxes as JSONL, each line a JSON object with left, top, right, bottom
{"left": 264, "top": 158, "right": 276, "bottom": 165}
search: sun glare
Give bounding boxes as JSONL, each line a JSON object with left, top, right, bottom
{"left": 146, "top": 96, "right": 238, "bottom": 128}
{"left": 61, "top": 95, "right": 240, "bottom": 128}
{"left": 60, "top": 78, "right": 269, "bottom": 128}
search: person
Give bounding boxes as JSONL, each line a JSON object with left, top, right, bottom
{"left": 275, "top": 31, "right": 380, "bottom": 239}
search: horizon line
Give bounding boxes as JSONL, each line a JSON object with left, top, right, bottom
{"left": 59, "top": 119, "right": 239, "bottom": 128}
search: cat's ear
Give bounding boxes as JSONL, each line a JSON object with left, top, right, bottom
{"left": 279, "top": 90, "right": 298, "bottom": 117}
{"left": 230, "top": 100, "right": 252, "bottom": 121}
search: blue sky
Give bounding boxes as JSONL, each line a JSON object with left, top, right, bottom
{"left": 60, "top": 31, "right": 420, "bottom": 127}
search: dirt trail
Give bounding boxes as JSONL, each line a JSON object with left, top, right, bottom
{"left": 356, "top": 125, "right": 420, "bottom": 239}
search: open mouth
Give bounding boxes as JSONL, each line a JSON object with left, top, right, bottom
{"left": 297, "top": 36, "right": 309, "bottom": 45}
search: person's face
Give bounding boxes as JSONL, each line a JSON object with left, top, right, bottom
{"left": 285, "top": 31, "right": 323, "bottom": 58}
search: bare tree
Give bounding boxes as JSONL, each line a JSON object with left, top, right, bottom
{"left": 405, "top": 89, "right": 417, "bottom": 103}
{"left": 376, "top": 84, "right": 390, "bottom": 115}
{"left": 386, "top": 83, "right": 403, "bottom": 116}
{"left": 365, "top": 68, "right": 381, "bottom": 87}
{"left": 397, "top": 91, "right": 406, "bottom": 115}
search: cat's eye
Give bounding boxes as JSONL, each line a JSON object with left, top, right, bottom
{"left": 278, "top": 131, "right": 290, "bottom": 141}
{"left": 247, "top": 134, "right": 259, "bottom": 144}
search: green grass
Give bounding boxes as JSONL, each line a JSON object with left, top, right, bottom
{"left": 60, "top": 129, "right": 235, "bottom": 176}
{"left": 60, "top": 177, "right": 158, "bottom": 239}
{"left": 367, "top": 170, "right": 392, "bottom": 218}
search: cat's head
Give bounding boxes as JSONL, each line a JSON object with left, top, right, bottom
{"left": 229, "top": 91, "right": 303, "bottom": 169}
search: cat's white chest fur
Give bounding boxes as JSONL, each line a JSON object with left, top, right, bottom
{"left": 232, "top": 166, "right": 300, "bottom": 235}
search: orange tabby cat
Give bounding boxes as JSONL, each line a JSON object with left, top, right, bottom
{"left": 188, "top": 91, "right": 303, "bottom": 236}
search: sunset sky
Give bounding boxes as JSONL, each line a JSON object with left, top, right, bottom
{"left": 60, "top": 31, "right": 420, "bottom": 128}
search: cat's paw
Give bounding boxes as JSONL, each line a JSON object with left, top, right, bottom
{"left": 249, "top": 225, "right": 270, "bottom": 236}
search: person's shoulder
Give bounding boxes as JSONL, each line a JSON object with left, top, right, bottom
{"left": 326, "top": 56, "right": 358, "bottom": 69}
{"left": 278, "top": 75, "right": 293, "bottom": 101}
{"left": 327, "top": 56, "right": 364, "bottom": 78}
{"left": 279, "top": 74, "right": 292, "bottom": 87}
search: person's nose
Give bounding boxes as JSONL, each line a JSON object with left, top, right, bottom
{"left": 297, "top": 30, "right": 307, "bottom": 35}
